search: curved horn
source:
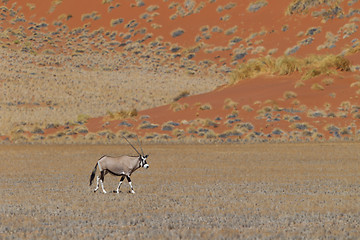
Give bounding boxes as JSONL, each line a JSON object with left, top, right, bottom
{"left": 122, "top": 135, "right": 141, "bottom": 155}
{"left": 136, "top": 135, "right": 144, "bottom": 155}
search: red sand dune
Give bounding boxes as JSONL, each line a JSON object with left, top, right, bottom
{"left": 1, "top": 0, "right": 360, "bottom": 142}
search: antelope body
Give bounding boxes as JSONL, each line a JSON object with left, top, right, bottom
{"left": 89, "top": 136, "right": 149, "bottom": 194}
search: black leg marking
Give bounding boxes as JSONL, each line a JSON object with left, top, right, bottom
{"left": 126, "top": 176, "right": 135, "bottom": 193}
{"left": 114, "top": 176, "right": 126, "bottom": 193}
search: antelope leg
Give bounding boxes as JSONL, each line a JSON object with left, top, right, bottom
{"left": 116, "top": 176, "right": 125, "bottom": 193}
{"left": 100, "top": 171, "right": 107, "bottom": 194}
{"left": 94, "top": 176, "right": 100, "bottom": 192}
{"left": 126, "top": 176, "right": 135, "bottom": 194}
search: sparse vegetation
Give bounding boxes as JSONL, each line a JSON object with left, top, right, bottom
{"left": 230, "top": 55, "right": 351, "bottom": 84}
{"left": 247, "top": 0, "right": 268, "bottom": 12}
{"left": 1, "top": 144, "right": 359, "bottom": 238}
{"left": 283, "top": 91, "right": 298, "bottom": 99}
{"left": 224, "top": 98, "right": 238, "bottom": 110}
{"left": 311, "top": 83, "right": 325, "bottom": 90}
{"left": 199, "top": 103, "right": 212, "bottom": 111}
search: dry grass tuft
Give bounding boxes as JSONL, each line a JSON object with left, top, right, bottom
{"left": 230, "top": 54, "right": 351, "bottom": 84}
{"left": 173, "top": 90, "right": 190, "bottom": 102}
{"left": 311, "top": 83, "right": 325, "bottom": 91}
{"left": 283, "top": 91, "right": 298, "bottom": 99}
{"left": 242, "top": 105, "right": 254, "bottom": 112}
{"left": 199, "top": 103, "right": 212, "bottom": 111}
{"left": 224, "top": 98, "right": 238, "bottom": 110}
{"left": 322, "top": 77, "right": 334, "bottom": 86}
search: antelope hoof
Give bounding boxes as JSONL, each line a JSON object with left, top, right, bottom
{"left": 130, "top": 190, "right": 135, "bottom": 194}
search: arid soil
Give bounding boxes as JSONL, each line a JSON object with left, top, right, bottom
{"left": 1, "top": 0, "right": 360, "bottom": 143}
{"left": 1, "top": 143, "right": 359, "bottom": 239}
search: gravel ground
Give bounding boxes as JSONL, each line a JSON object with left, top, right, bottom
{"left": 0, "top": 143, "right": 359, "bottom": 239}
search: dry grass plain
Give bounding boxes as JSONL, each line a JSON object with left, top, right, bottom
{"left": 0, "top": 143, "right": 359, "bottom": 239}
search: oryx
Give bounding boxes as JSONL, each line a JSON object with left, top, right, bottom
{"left": 89, "top": 136, "right": 149, "bottom": 194}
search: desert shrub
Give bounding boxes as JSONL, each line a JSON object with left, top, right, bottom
{"left": 247, "top": 0, "right": 268, "bottom": 12}
{"left": 147, "top": 5, "right": 159, "bottom": 12}
{"left": 257, "top": 106, "right": 272, "bottom": 114}
{"left": 203, "top": 119, "right": 219, "bottom": 128}
{"left": 205, "top": 129, "right": 217, "bottom": 139}
{"left": 31, "top": 126, "right": 44, "bottom": 134}
{"left": 224, "top": 2, "right": 237, "bottom": 10}
{"left": 340, "top": 101, "right": 351, "bottom": 111}
{"left": 172, "top": 129, "right": 185, "bottom": 138}
{"left": 230, "top": 57, "right": 274, "bottom": 83}
{"left": 224, "top": 98, "right": 238, "bottom": 110}
{"left": 224, "top": 26, "right": 238, "bottom": 35}
{"left": 187, "top": 126, "right": 198, "bottom": 134}
{"left": 324, "top": 124, "right": 339, "bottom": 132}
{"left": 272, "top": 128, "right": 284, "bottom": 135}
{"left": 199, "top": 103, "right": 212, "bottom": 111}
{"left": 235, "top": 122, "right": 254, "bottom": 131}
{"left": 291, "top": 122, "right": 311, "bottom": 130}
{"left": 139, "top": 122, "right": 159, "bottom": 129}
{"left": 350, "top": 81, "right": 360, "bottom": 88}
{"left": 311, "top": 83, "right": 324, "bottom": 91}
{"left": 307, "top": 110, "right": 326, "bottom": 117}
{"left": 285, "top": 0, "right": 339, "bottom": 15}
{"left": 220, "top": 14, "right": 231, "bottom": 21}
{"left": 77, "top": 114, "right": 90, "bottom": 123}
{"left": 322, "top": 77, "right": 334, "bottom": 86}
{"left": 110, "top": 18, "right": 124, "bottom": 27}
{"left": 274, "top": 56, "right": 302, "bottom": 75}
{"left": 353, "top": 113, "right": 360, "bottom": 119}
{"left": 161, "top": 122, "right": 175, "bottom": 131}
{"left": 226, "top": 111, "right": 239, "bottom": 119}
{"left": 242, "top": 105, "right": 253, "bottom": 112}
{"left": 170, "top": 102, "right": 182, "bottom": 112}
{"left": 73, "top": 126, "right": 88, "bottom": 134}
{"left": 283, "top": 91, "right": 297, "bottom": 99}
{"left": 11, "top": 134, "right": 28, "bottom": 144}
{"left": 230, "top": 54, "right": 351, "bottom": 84}
{"left": 173, "top": 90, "right": 190, "bottom": 102}
{"left": 171, "top": 28, "right": 185, "bottom": 38}
{"left": 301, "top": 55, "right": 351, "bottom": 80}
{"left": 340, "top": 127, "right": 352, "bottom": 135}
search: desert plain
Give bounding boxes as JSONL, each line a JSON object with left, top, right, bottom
{"left": 0, "top": 143, "right": 359, "bottom": 239}
{"left": 1, "top": 0, "right": 360, "bottom": 239}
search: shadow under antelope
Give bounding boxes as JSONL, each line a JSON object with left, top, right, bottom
{"left": 89, "top": 136, "right": 149, "bottom": 194}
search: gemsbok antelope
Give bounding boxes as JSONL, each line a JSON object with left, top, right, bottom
{"left": 89, "top": 136, "right": 149, "bottom": 194}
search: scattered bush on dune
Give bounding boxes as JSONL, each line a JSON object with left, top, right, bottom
{"left": 242, "top": 105, "right": 254, "bottom": 112}
{"left": 285, "top": 0, "right": 341, "bottom": 15}
{"left": 171, "top": 28, "right": 185, "bottom": 38}
{"left": 247, "top": 0, "right": 268, "bottom": 13}
{"left": 110, "top": 18, "right": 124, "bottom": 27}
{"left": 283, "top": 91, "right": 298, "bottom": 99}
{"left": 230, "top": 55, "right": 351, "bottom": 84}
{"left": 311, "top": 83, "right": 325, "bottom": 91}
{"left": 199, "top": 103, "right": 212, "bottom": 111}
{"left": 224, "top": 98, "right": 238, "bottom": 110}
{"left": 173, "top": 90, "right": 190, "bottom": 102}
{"left": 322, "top": 77, "right": 334, "bottom": 86}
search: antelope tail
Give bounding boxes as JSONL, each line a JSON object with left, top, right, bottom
{"left": 89, "top": 163, "right": 98, "bottom": 186}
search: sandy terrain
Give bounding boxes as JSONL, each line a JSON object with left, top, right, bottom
{"left": 1, "top": 143, "right": 359, "bottom": 239}
{"left": 0, "top": 0, "right": 359, "bottom": 143}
